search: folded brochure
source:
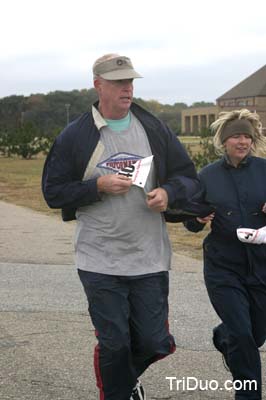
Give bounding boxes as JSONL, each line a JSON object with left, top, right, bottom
{"left": 117, "top": 155, "right": 153, "bottom": 188}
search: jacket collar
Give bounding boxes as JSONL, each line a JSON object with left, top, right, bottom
{"left": 222, "top": 154, "right": 252, "bottom": 169}
{"left": 92, "top": 105, "right": 107, "bottom": 130}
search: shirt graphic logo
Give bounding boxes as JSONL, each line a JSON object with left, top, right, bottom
{"left": 97, "top": 152, "right": 142, "bottom": 172}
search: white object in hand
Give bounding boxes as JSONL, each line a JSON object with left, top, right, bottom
{"left": 117, "top": 155, "right": 153, "bottom": 188}
{"left": 237, "top": 226, "right": 266, "bottom": 244}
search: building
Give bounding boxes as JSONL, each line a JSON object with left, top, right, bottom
{"left": 181, "top": 65, "right": 266, "bottom": 134}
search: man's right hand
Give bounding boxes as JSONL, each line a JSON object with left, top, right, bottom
{"left": 97, "top": 174, "right": 132, "bottom": 195}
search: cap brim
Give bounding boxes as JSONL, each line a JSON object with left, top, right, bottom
{"left": 99, "top": 69, "right": 142, "bottom": 80}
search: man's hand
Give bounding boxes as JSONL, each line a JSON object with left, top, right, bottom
{"left": 146, "top": 188, "right": 168, "bottom": 212}
{"left": 97, "top": 174, "right": 132, "bottom": 195}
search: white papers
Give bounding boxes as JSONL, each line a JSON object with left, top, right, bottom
{"left": 117, "top": 155, "right": 153, "bottom": 188}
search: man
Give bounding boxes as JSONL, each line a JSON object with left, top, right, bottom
{"left": 42, "top": 53, "right": 208, "bottom": 400}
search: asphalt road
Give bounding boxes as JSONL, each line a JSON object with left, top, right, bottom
{"left": 0, "top": 200, "right": 265, "bottom": 399}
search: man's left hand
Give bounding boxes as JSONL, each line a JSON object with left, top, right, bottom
{"left": 146, "top": 188, "right": 168, "bottom": 212}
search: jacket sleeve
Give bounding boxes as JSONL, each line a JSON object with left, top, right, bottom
{"left": 163, "top": 138, "right": 215, "bottom": 223}
{"left": 156, "top": 124, "right": 214, "bottom": 222}
{"left": 183, "top": 169, "right": 210, "bottom": 231}
{"left": 159, "top": 125, "right": 199, "bottom": 205}
{"left": 184, "top": 218, "right": 206, "bottom": 232}
{"left": 42, "top": 132, "right": 101, "bottom": 209}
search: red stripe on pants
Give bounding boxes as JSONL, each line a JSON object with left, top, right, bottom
{"left": 94, "top": 338, "right": 105, "bottom": 400}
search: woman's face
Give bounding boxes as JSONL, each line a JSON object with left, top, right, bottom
{"left": 224, "top": 134, "right": 253, "bottom": 165}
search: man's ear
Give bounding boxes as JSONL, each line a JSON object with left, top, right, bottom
{"left": 94, "top": 78, "right": 101, "bottom": 91}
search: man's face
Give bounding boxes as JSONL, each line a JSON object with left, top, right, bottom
{"left": 95, "top": 78, "right": 134, "bottom": 119}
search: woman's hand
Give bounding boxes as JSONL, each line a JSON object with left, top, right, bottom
{"left": 262, "top": 203, "right": 266, "bottom": 213}
{"left": 196, "top": 212, "right": 215, "bottom": 224}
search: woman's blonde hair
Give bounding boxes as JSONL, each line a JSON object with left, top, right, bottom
{"left": 211, "top": 109, "right": 266, "bottom": 157}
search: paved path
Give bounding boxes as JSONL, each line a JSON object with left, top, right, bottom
{"left": 0, "top": 200, "right": 265, "bottom": 399}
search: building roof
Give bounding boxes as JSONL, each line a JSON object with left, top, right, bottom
{"left": 217, "top": 65, "right": 266, "bottom": 100}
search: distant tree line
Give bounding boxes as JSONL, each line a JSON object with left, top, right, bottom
{"left": 0, "top": 89, "right": 214, "bottom": 159}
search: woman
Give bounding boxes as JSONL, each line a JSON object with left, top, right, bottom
{"left": 185, "top": 109, "right": 266, "bottom": 400}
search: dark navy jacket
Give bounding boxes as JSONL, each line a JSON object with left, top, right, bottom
{"left": 185, "top": 156, "right": 266, "bottom": 280}
{"left": 42, "top": 102, "right": 210, "bottom": 222}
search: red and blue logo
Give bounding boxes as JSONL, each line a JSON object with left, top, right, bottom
{"left": 97, "top": 152, "right": 142, "bottom": 172}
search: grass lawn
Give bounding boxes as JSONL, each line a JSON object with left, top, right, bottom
{"left": 178, "top": 135, "right": 203, "bottom": 157}
{"left": 0, "top": 157, "right": 58, "bottom": 216}
{"left": 0, "top": 156, "right": 209, "bottom": 260}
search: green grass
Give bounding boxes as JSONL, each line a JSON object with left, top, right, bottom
{"left": 179, "top": 135, "right": 201, "bottom": 144}
{"left": 0, "top": 156, "right": 58, "bottom": 216}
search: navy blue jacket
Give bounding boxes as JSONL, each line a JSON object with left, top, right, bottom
{"left": 42, "top": 102, "right": 210, "bottom": 222}
{"left": 185, "top": 156, "right": 266, "bottom": 277}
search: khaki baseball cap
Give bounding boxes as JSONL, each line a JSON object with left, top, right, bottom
{"left": 93, "top": 53, "right": 142, "bottom": 80}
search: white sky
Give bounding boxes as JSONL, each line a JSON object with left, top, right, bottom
{"left": 1, "top": 0, "right": 266, "bottom": 104}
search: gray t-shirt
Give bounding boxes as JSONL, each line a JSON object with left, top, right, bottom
{"left": 75, "top": 113, "right": 171, "bottom": 276}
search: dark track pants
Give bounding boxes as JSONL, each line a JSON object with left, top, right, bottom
{"left": 205, "top": 266, "right": 266, "bottom": 400}
{"left": 78, "top": 270, "right": 176, "bottom": 400}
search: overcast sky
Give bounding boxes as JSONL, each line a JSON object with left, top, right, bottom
{"left": 1, "top": 0, "right": 266, "bottom": 105}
